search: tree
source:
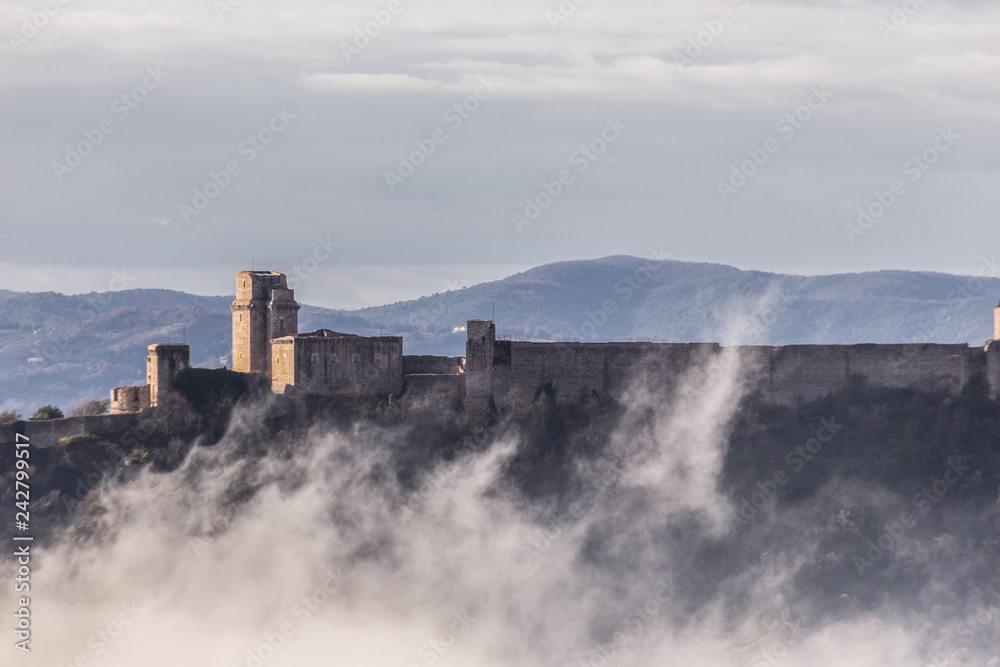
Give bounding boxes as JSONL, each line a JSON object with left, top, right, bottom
{"left": 0, "top": 409, "right": 22, "bottom": 424}
{"left": 70, "top": 399, "right": 110, "bottom": 417}
{"left": 31, "top": 405, "right": 64, "bottom": 420}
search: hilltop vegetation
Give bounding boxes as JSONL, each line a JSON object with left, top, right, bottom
{"left": 2, "top": 377, "right": 998, "bottom": 660}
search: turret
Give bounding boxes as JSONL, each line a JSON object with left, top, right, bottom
{"left": 231, "top": 271, "right": 299, "bottom": 379}
{"left": 465, "top": 320, "right": 495, "bottom": 404}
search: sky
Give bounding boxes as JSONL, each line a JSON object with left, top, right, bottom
{"left": 1, "top": 0, "right": 999, "bottom": 309}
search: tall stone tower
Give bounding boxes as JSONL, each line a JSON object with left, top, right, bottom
{"left": 231, "top": 271, "right": 299, "bottom": 379}
{"left": 465, "top": 320, "right": 495, "bottom": 404}
{"left": 146, "top": 344, "right": 189, "bottom": 407}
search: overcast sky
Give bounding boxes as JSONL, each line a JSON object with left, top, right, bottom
{"left": 1, "top": 0, "right": 998, "bottom": 308}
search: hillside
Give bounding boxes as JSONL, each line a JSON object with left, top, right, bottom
{"left": 1, "top": 256, "right": 999, "bottom": 412}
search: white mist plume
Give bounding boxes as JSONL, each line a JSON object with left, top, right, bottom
{"left": 2, "top": 338, "right": 995, "bottom": 667}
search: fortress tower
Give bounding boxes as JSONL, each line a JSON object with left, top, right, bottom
{"left": 465, "top": 320, "right": 495, "bottom": 404}
{"left": 231, "top": 271, "right": 299, "bottom": 379}
{"left": 146, "top": 344, "right": 190, "bottom": 407}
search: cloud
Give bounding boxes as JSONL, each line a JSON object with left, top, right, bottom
{"left": 2, "top": 0, "right": 1000, "bottom": 303}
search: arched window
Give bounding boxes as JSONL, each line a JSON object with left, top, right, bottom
{"left": 331, "top": 354, "right": 338, "bottom": 364}
{"left": 352, "top": 354, "right": 360, "bottom": 363}
{"left": 375, "top": 354, "right": 382, "bottom": 364}
{"left": 311, "top": 353, "right": 319, "bottom": 364}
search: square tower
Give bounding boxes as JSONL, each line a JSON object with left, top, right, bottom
{"left": 146, "top": 344, "right": 190, "bottom": 407}
{"left": 465, "top": 320, "right": 495, "bottom": 403}
{"left": 231, "top": 271, "right": 300, "bottom": 378}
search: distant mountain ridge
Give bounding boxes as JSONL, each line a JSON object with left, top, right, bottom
{"left": 2, "top": 256, "right": 998, "bottom": 411}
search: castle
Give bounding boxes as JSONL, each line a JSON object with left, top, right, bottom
{"left": 109, "top": 269, "right": 1000, "bottom": 415}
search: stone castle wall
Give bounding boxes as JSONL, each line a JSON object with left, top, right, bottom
{"left": 402, "top": 373, "right": 465, "bottom": 399}
{"left": 487, "top": 340, "right": 721, "bottom": 406}
{"left": 467, "top": 320, "right": 1000, "bottom": 410}
{"left": 104, "top": 275, "right": 1000, "bottom": 418}
{"left": 271, "top": 332, "right": 404, "bottom": 396}
{"left": 0, "top": 413, "right": 142, "bottom": 450}
{"left": 110, "top": 384, "right": 150, "bottom": 415}
{"left": 402, "top": 356, "right": 466, "bottom": 376}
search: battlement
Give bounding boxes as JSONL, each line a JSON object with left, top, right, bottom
{"left": 235, "top": 270, "right": 290, "bottom": 301}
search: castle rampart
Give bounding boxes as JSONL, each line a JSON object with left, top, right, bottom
{"left": 467, "top": 321, "right": 1000, "bottom": 411}
{"left": 271, "top": 329, "right": 404, "bottom": 396}
{"left": 402, "top": 356, "right": 466, "bottom": 376}
{"left": 110, "top": 385, "right": 150, "bottom": 415}
{"left": 105, "top": 271, "right": 1000, "bottom": 417}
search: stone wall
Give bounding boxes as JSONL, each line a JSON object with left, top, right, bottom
{"left": 271, "top": 331, "right": 404, "bottom": 396}
{"left": 467, "top": 320, "right": 1000, "bottom": 410}
{"left": 146, "top": 344, "right": 189, "bottom": 407}
{"left": 742, "top": 343, "right": 978, "bottom": 405}
{"left": 402, "top": 374, "right": 465, "bottom": 399}
{"left": 489, "top": 340, "right": 721, "bottom": 407}
{"left": 110, "top": 384, "right": 150, "bottom": 415}
{"left": 403, "top": 356, "right": 466, "bottom": 375}
{"left": 0, "top": 413, "right": 141, "bottom": 450}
